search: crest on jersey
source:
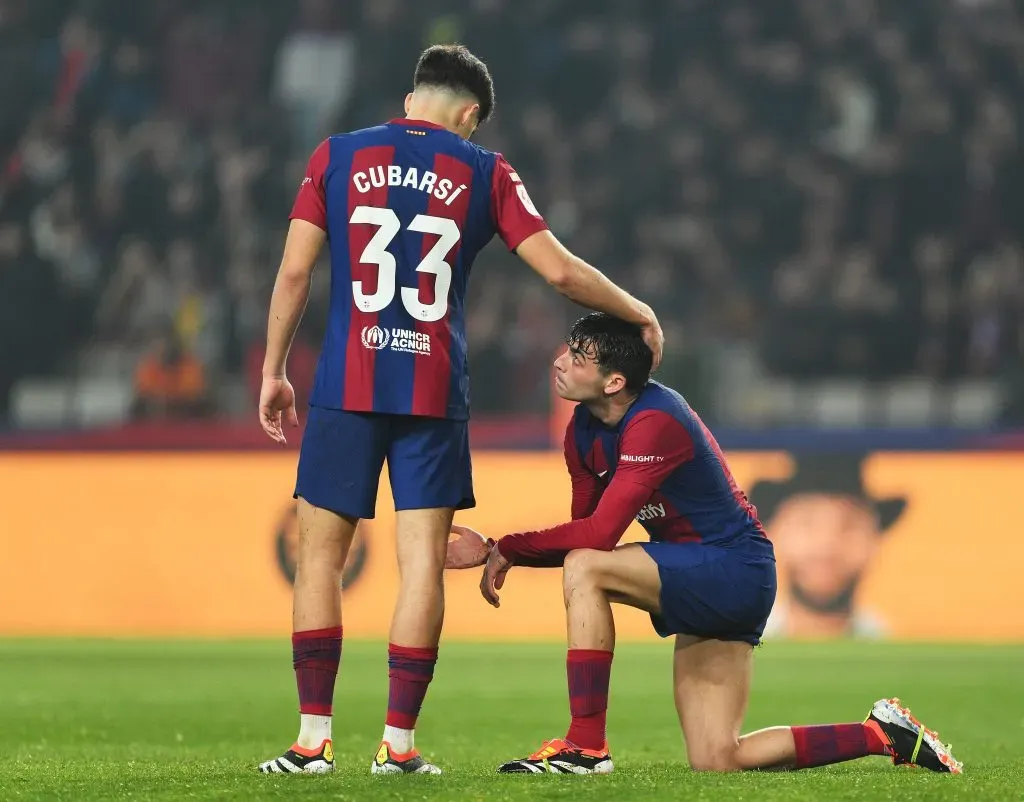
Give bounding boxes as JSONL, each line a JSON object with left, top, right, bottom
{"left": 508, "top": 170, "right": 541, "bottom": 218}
{"left": 361, "top": 325, "right": 390, "bottom": 350}
{"left": 515, "top": 184, "right": 540, "bottom": 217}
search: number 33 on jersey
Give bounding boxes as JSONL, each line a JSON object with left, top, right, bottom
{"left": 291, "top": 118, "right": 547, "bottom": 420}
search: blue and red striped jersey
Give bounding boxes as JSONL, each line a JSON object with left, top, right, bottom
{"left": 498, "top": 382, "right": 774, "bottom": 565}
{"left": 290, "top": 119, "right": 548, "bottom": 419}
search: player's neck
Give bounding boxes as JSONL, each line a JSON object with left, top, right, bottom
{"left": 403, "top": 104, "right": 460, "bottom": 136}
{"left": 586, "top": 392, "right": 639, "bottom": 428}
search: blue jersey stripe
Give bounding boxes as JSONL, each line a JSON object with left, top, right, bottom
{"left": 314, "top": 139, "right": 357, "bottom": 409}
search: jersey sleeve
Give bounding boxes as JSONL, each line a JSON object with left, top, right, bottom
{"left": 613, "top": 410, "right": 696, "bottom": 490}
{"left": 497, "top": 479, "right": 656, "bottom": 566}
{"left": 564, "top": 418, "right": 603, "bottom": 520}
{"left": 496, "top": 410, "right": 695, "bottom": 566}
{"left": 290, "top": 139, "right": 330, "bottom": 231}
{"left": 490, "top": 155, "right": 548, "bottom": 251}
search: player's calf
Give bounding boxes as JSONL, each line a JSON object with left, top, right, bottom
{"left": 258, "top": 499, "right": 354, "bottom": 775}
{"left": 370, "top": 508, "right": 453, "bottom": 775}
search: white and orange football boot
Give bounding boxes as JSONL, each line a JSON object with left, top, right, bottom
{"left": 497, "top": 738, "right": 614, "bottom": 774}
{"left": 370, "top": 740, "right": 442, "bottom": 775}
{"left": 865, "top": 698, "right": 963, "bottom": 774}
{"left": 258, "top": 739, "right": 334, "bottom": 774}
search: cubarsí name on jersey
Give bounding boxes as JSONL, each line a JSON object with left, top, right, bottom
{"left": 353, "top": 166, "right": 467, "bottom": 206}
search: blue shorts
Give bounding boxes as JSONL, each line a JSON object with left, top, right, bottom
{"left": 640, "top": 542, "right": 777, "bottom": 646}
{"left": 294, "top": 406, "right": 475, "bottom": 520}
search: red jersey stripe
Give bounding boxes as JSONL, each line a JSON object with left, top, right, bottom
{"left": 411, "top": 155, "right": 473, "bottom": 417}
{"left": 343, "top": 145, "right": 395, "bottom": 411}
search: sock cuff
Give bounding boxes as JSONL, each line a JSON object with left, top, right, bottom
{"left": 790, "top": 725, "right": 811, "bottom": 769}
{"left": 388, "top": 643, "right": 438, "bottom": 662}
{"left": 567, "top": 648, "right": 614, "bottom": 664}
{"left": 293, "top": 626, "right": 343, "bottom": 643}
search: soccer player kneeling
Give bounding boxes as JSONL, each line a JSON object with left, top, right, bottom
{"left": 447, "top": 313, "right": 963, "bottom": 776}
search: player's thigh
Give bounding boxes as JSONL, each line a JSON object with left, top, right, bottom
{"left": 294, "top": 406, "right": 389, "bottom": 520}
{"left": 387, "top": 415, "right": 475, "bottom": 514}
{"left": 295, "top": 496, "right": 358, "bottom": 573}
{"left": 563, "top": 544, "right": 663, "bottom": 614}
{"left": 673, "top": 635, "right": 753, "bottom": 772}
{"left": 643, "top": 543, "right": 777, "bottom": 647}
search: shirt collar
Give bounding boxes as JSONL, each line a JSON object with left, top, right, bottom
{"left": 389, "top": 117, "right": 447, "bottom": 131}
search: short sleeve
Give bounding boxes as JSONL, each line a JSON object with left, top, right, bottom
{"left": 616, "top": 410, "right": 695, "bottom": 490}
{"left": 490, "top": 155, "right": 548, "bottom": 251}
{"left": 290, "top": 139, "right": 330, "bottom": 231}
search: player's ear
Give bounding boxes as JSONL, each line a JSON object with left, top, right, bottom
{"left": 460, "top": 103, "right": 481, "bottom": 132}
{"left": 404, "top": 93, "right": 413, "bottom": 115}
{"left": 604, "top": 373, "right": 627, "bottom": 396}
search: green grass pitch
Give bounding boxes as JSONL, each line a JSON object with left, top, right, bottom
{"left": 0, "top": 640, "right": 1020, "bottom": 800}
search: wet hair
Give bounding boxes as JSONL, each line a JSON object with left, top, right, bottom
{"left": 567, "top": 312, "right": 653, "bottom": 393}
{"left": 413, "top": 44, "right": 495, "bottom": 123}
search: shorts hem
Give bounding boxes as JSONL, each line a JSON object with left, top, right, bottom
{"left": 649, "top": 613, "right": 762, "bottom": 646}
{"left": 393, "top": 495, "right": 476, "bottom": 513}
{"left": 293, "top": 491, "right": 374, "bottom": 521}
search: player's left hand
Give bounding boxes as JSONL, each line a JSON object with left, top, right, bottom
{"left": 480, "top": 544, "right": 512, "bottom": 608}
{"left": 259, "top": 376, "right": 299, "bottom": 444}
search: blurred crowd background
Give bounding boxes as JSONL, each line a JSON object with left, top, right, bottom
{"left": 2, "top": 0, "right": 1022, "bottom": 430}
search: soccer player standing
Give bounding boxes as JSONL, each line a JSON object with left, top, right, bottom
{"left": 452, "top": 313, "right": 962, "bottom": 776}
{"left": 256, "top": 46, "right": 664, "bottom": 775}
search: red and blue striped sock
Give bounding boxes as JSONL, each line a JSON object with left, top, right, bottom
{"left": 565, "top": 649, "right": 614, "bottom": 752}
{"left": 791, "top": 723, "right": 890, "bottom": 769}
{"left": 385, "top": 643, "right": 438, "bottom": 741}
{"left": 293, "top": 626, "right": 343, "bottom": 716}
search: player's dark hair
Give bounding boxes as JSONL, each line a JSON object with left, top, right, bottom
{"left": 413, "top": 44, "right": 495, "bottom": 123}
{"left": 567, "top": 313, "right": 653, "bottom": 394}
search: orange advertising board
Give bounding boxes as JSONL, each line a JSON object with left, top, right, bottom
{"left": 0, "top": 452, "right": 1021, "bottom": 641}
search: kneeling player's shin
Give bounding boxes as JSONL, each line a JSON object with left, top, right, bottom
{"left": 791, "top": 723, "right": 890, "bottom": 769}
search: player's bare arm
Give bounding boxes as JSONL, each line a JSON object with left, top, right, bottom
{"left": 515, "top": 231, "right": 664, "bottom": 370}
{"left": 259, "top": 219, "right": 325, "bottom": 444}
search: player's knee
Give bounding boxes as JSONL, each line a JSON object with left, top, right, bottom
{"left": 398, "top": 557, "right": 445, "bottom": 587}
{"left": 562, "top": 549, "right": 605, "bottom": 605}
{"left": 296, "top": 500, "right": 356, "bottom": 572}
{"left": 296, "top": 533, "right": 346, "bottom": 574}
{"left": 687, "top": 744, "right": 741, "bottom": 773}
{"left": 563, "top": 549, "right": 602, "bottom": 586}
